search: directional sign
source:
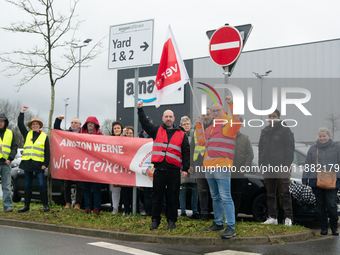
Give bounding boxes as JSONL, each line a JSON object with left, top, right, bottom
{"left": 209, "top": 26, "right": 243, "bottom": 66}
{"left": 108, "top": 19, "right": 154, "bottom": 69}
{"left": 207, "top": 24, "right": 253, "bottom": 76}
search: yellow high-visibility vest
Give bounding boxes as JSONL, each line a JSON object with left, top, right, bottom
{"left": 193, "top": 131, "right": 205, "bottom": 161}
{"left": 0, "top": 129, "right": 13, "bottom": 160}
{"left": 22, "top": 131, "right": 46, "bottom": 162}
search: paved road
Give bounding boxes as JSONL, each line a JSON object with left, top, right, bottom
{"left": 0, "top": 225, "right": 339, "bottom": 255}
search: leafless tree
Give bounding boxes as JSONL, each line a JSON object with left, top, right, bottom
{"left": 0, "top": 98, "right": 45, "bottom": 147}
{"left": 0, "top": 0, "right": 104, "bottom": 203}
{"left": 101, "top": 118, "right": 114, "bottom": 136}
{"left": 325, "top": 106, "right": 340, "bottom": 140}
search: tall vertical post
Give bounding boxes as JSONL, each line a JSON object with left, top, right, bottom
{"left": 253, "top": 70, "right": 272, "bottom": 120}
{"left": 223, "top": 66, "right": 230, "bottom": 113}
{"left": 77, "top": 47, "right": 82, "bottom": 118}
{"left": 64, "top": 98, "right": 69, "bottom": 129}
{"left": 132, "top": 67, "right": 139, "bottom": 216}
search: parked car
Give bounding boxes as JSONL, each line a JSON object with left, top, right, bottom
{"left": 10, "top": 167, "right": 111, "bottom": 206}
{"left": 7, "top": 148, "right": 111, "bottom": 205}
{"left": 239, "top": 142, "right": 340, "bottom": 222}
{"left": 10, "top": 148, "right": 23, "bottom": 168}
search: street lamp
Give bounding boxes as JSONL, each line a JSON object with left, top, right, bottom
{"left": 63, "top": 98, "right": 69, "bottom": 130}
{"left": 72, "top": 38, "right": 92, "bottom": 118}
{"left": 252, "top": 70, "right": 272, "bottom": 119}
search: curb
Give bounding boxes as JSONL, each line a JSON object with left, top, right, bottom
{"left": 0, "top": 218, "right": 314, "bottom": 247}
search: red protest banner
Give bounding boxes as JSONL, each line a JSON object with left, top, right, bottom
{"left": 50, "top": 130, "right": 153, "bottom": 187}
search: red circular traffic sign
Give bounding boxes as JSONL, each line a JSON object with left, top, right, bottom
{"left": 209, "top": 26, "right": 243, "bottom": 66}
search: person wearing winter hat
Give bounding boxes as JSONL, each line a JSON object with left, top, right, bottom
{"left": 79, "top": 116, "right": 104, "bottom": 215}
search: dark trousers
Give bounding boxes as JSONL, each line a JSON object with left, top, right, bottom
{"left": 196, "top": 177, "right": 210, "bottom": 215}
{"left": 64, "top": 180, "right": 83, "bottom": 204}
{"left": 143, "top": 187, "right": 153, "bottom": 215}
{"left": 231, "top": 178, "right": 245, "bottom": 217}
{"left": 121, "top": 186, "right": 133, "bottom": 214}
{"left": 312, "top": 187, "right": 339, "bottom": 231}
{"left": 82, "top": 182, "right": 101, "bottom": 210}
{"left": 152, "top": 169, "right": 180, "bottom": 223}
{"left": 24, "top": 171, "right": 46, "bottom": 192}
{"left": 264, "top": 176, "right": 293, "bottom": 219}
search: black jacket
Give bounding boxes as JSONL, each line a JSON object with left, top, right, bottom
{"left": 18, "top": 112, "right": 50, "bottom": 172}
{"left": 258, "top": 120, "right": 295, "bottom": 167}
{"left": 138, "top": 130, "right": 151, "bottom": 139}
{"left": 54, "top": 117, "right": 79, "bottom": 132}
{"left": 138, "top": 107, "right": 190, "bottom": 172}
{"left": 232, "top": 132, "right": 254, "bottom": 178}
{"left": 0, "top": 113, "right": 18, "bottom": 164}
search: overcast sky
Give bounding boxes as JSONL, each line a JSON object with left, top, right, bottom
{"left": 1, "top": 0, "right": 339, "bottom": 128}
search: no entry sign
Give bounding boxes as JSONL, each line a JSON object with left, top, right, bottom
{"left": 209, "top": 26, "right": 243, "bottom": 66}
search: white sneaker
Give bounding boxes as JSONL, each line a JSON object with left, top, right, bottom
{"left": 262, "top": 217, "right": 278, "bottom": 225}
{"left": 112, "top": 208, "right": 119, "bottom": 215}
{"left": 285, "top": 218, "right": 292, "bottom": 226}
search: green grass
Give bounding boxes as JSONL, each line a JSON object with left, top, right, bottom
{"left": 0, "top": 201, "right": 310, "bottom": 238}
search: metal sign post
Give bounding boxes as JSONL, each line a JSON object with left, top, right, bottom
{"left": 108, "top": 20, "right": 154, "bottom": 215}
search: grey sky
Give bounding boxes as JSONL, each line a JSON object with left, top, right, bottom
{"left": 1, "top": 0, "right": 339, "bottom": 128}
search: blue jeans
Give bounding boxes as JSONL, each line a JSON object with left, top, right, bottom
{"left": 206, "top": 170, "right": 235, "bottom": 228}
{"left": 0, "top": 164, "right": 12, "bottom": 211}
{"left": 25, "top": 171, "right": 46, "bottom": 192}
{"left": 82, "top": 182, "right": 102, "bottom": 210}
{"left": 179, "top": 183, "right": 198, "bottom": 214}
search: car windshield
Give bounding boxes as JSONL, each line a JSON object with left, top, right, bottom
{"left": 251, "top": 143, "right": 311, "bottom": 182}
{"left": 252, "top": 145, "right": 259, "bottom": 166}
{"left": 296, "top": 145, "right": 311, "bottom": 155}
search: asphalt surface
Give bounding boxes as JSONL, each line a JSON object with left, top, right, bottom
{"left": 0, "top": 216, "right": 318, "bottom": 248}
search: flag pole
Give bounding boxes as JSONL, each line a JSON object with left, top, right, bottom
{"left": 187, "top": 79, "right": 205, "bottom": 141}
{"left": 188, "top": 79, "right": 201, "bottom": 116}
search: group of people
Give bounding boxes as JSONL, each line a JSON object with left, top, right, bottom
{"left": 137, "top": 96, "right": 255, "bottom": 239}
{"left": 55, "top": 115, "right": 138, "bottom": 216}
{"left": 0, "top": 99, "right": 339, "bottom": 239}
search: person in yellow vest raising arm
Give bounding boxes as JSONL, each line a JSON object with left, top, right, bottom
{"left": 17, "top": 106, "right": 50, "bottom": 213}
{"left": 0, "top": 113, "right": 18, "bottom": 212}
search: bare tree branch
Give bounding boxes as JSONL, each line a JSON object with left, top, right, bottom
{"left": 325, "top": 105, "right": 340, "bottom": 140}
{"left": 0, "top": 0, "right": 103, "bottom": 203}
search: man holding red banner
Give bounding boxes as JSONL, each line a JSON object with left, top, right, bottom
{"left": 138, "top": 100, "right": 190, "bottom": 230}
{"left": 79, "top": 116, "right": 104, "bottom": 215}
{"left": 54, "top": 115, "right": 83, "bottom": 211}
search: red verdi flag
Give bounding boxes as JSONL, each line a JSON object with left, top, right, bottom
{"left": 154, "top": 26, "right": 189, "bottom": 107}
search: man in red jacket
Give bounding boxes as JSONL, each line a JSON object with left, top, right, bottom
{"left": 138, "top": 100, "right": 190, "bottom": 230}
{"left": 79, "top": 116, "right": 104, "bottom": 215}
